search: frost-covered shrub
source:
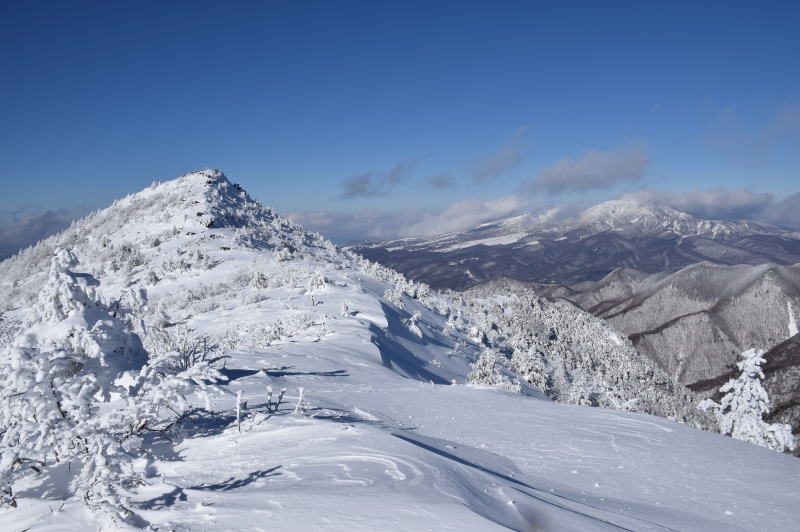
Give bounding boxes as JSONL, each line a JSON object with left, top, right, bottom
{"left": 0, "top": 310, "right": 19, "bottom": 348}
{"left": 510, "top": 347, "right": 547, "bottom": 391}
{"left": 108, "top": 242, "right": 146, "bottom": 272}
{"left": 143, "top": 326, "right": 225, "bottom": 372}
{"left": 161, "top": 257, "right": 192, "bottom": 275}
{"left": 467, "top": 349, "right": 521, "bottom": 393}
{"left": 0, "top": 250, "right": 146, "bottom": 519}
{"left": 383, "top": 286, "right": 405, "bottom": 309}
{"left": 250, "top": 269, "right": 270, "bottom": 289}
{"left": 241, "top": 289, "right": 272, "bottom": 306}
{"left": 146, "top": 270, "right": 160, "bottom": 285}
{"left": 230, "top": 312, "right": 327, "bottom": 349}
{"left": 700, "top": 348, "right": 796, "bottom": 452}
{"left": 405, "top": 311, "right": 423, "bottom": 339}
{"left": 306, "top": 269, "right": 329, "bottom": 293}
{"left": 284, "top": 311, "right": 322, "bottom": 336}
{"left": 241, "top": 322, "right": 285, "bottom": 349}
{"left": 0, "top": 250, "right": 227, "bottom": 521}
{"left": 159, "top": 248, "right": 212, "bottom": 276}
{"left": 446, "top": 311, "right": 466, "bottom": 332}
{"left": 275, "top": 247, "right": 294, "bottom": 262}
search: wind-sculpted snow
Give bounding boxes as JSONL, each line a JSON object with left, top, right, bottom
{"left": 1, "top": 170, "right": 799, "bottom": 530}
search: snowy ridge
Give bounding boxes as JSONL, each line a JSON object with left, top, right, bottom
{"left": 353, "top": 198, "right": 800, "bottom": 289}
{"left": 1, "top": 171, "right": 799, "bottom": 530}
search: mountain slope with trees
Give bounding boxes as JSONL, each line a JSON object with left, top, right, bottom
{"left": 0, "top": 171, "right": 797, "bottom": 531}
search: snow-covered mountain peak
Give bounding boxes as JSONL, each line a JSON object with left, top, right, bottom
{"left": 579, "top": 198, "right": 690, "bottom": 227}
{"left": 2, "top": 170, "right": 799, "bottom": 531}
{"left": 114, "top": 168, "right": 274, "bottom": 232}
{"left": 0, "top": 169, "right": 343, "bottom": 319}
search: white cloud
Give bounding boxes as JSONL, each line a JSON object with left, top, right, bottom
{"left": 703, "top": 104, "right": 800, "bottom": 164}
{"left": 399, "top": 195, "right": 527, "bottom": 236}
{"left": 0, "top": 208, "right": 79, "bottom": 260}
{"left": 471, "top": 126, "right": 529, "bottom": 183}
{"left": 287, "top": 195, "right": 528, "bottom": 243}
{"left": 620, "top": 187, "right": 774, "bottom": 220}
{"left": 526, "top": 143, "right": 649, "bottom": 194}
{"left": 339, "top": 158, "right": 420, "bottom": 198}
{"left": 619, "top": 187, "right": 800, "bottom": 229}
{"left": 424, "top": 173, "right": 455, "bottom": 189}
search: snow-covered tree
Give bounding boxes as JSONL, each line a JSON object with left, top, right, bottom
{"left": 306, "top": 268, "right": 329, "bottom": 293}
{"left": 510, "top": 347, "right": 547, "bottom": 391}
{"left": 700, "top": 348, "right": 796, "bottom": 452}
{"left": 0, "top": 249, "right": 227, "bottom": 522}
{"left": 0, "top": 310, "right": 18, "bottom": 348}
{"left": 383, "top": 286, "right": 405, "bottom": 309}
{"left": 405, "top": 311, "right": 423, "bottom": 339}
{"left": 467, "top": 349, "right": 521, "bottom": 393}
{"left": 450, "top": 290, "right": 714, "bottom": 428}
{"left": 0, "top": 249, "right": 146, "bottom": 519}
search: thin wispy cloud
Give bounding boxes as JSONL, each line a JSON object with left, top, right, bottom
{"left": 0, "top": 208, "right": 79, "bottom": 260}
{"left": 760, "top": 193, "right": 800, "bottom": 228}
{"left": 288, "top": 194, "right": 527, "bottom": 242}
{"left": 286, "top": 210, "right": 413, "bottom": 242}
{"left": 424, "top": 173, "right": 455, "bottom": 189}
{"left": 339, "top": 158, "right": 421, "bottom": 198}
{"left": 525, "top": 142, "right": 649, "bottom": 195}
{"left": 401, "top": 195, "right": 527, "bottom": 236}
{"left": 703, "top": 104, "right": 800, "bottom": 165}
{"left": 471, "top": 126, "right": 529, "bottom": 183}
{"left": 620, "top": 187, "right": 774, "bottom": 220}
{"left": 619, "top": 187, "right": 800, "bottom": 229}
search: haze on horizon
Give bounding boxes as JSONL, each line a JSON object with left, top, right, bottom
{"left": 1, "top": 0, "right": 799, "bottom": 256}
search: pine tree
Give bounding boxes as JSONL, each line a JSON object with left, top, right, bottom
{"left": 700, "top": 348, "right": 796, "bottom": 452}
{"left": 0, "top": 249, "right": 226, "bottom": 522}
{"left": 467, "top": 349, "right": 521, "bottom": 393}
{"left": 0, "top": 249, "right": 145, "bottom": 518}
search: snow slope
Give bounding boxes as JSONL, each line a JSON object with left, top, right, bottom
{"left": 1, "top": 170, "right": 799, "bottom": 531}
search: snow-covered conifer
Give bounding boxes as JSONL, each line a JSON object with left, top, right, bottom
{"left": 467, "top": 349, "right": 521, "bottom": 393}
{"left": 700, "top": 348, "right": 796, "bottom": 452}
{"left": 0, "top": 249, "right": 145, "bottom": 518}
{"left": 510, "top": 347, "right": 547, "bottom": 391}
{"left": 383, "top": 286, "right": 405, "bottom": 309}
{"left": 405, "top": 311, "right": 423, "bottom": 339}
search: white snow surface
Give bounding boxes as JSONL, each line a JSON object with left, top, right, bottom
{"left": 789, "top": 301, "right": 798, "bottom": 338}
{"left": 435, "top": 233, "right": 530, "bottom": 252}
{"left": 1, "top": 170, "right": 799, "bottom": 531}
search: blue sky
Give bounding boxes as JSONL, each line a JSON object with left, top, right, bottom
{"left": 1, "top": 1, "right": 799, "bottom": 246}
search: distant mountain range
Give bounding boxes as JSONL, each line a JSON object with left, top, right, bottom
{"left": 353, "top": 200, "right": 800, "bottom": 441}
{"left": 467, "top": 263, "right": 800, "bottom": 387}
{"left": 352, "top": 199, "right": 800, "bottom": 290}
{"left": 8, "top": 171, "right": 791, "bottom": 528}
